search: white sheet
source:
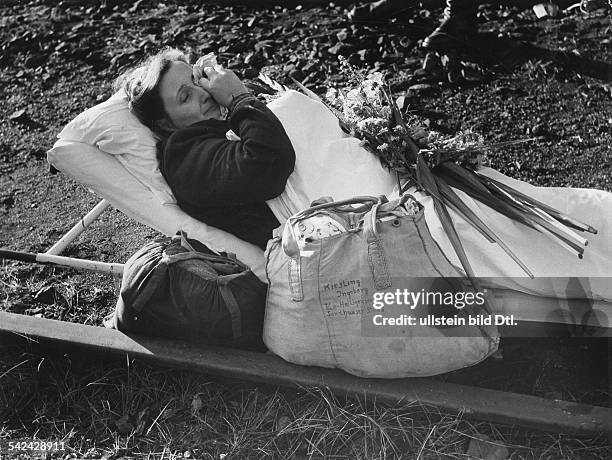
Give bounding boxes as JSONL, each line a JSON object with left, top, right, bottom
{"left": 266, "top": 91, "right": 398, "bottom": 221}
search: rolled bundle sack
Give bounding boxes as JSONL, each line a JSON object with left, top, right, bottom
{"left": 263, "top": 195, "right": 499, "bottom": 378}
{"left": 106, "top": 232, "right": 267, "bottom": 352}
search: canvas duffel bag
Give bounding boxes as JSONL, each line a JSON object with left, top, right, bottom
{"left": 106, "top": 232, "right": 267, "bottom": 351}
{"left": 264, "top": 195, "right": 499, "bottom": 378}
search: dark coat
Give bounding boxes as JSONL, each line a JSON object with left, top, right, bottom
{"left": 158, "top": 95, "right": 296, "bottom": 249}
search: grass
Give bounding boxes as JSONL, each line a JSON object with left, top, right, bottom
{"left": 1, "top": 345, "right": 611, "bottom": 459}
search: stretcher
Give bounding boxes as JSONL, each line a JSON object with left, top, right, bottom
{"left": 0, "top": 110, "right": 610, "bottom": 437}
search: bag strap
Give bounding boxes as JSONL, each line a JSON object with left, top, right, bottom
{"left": 179, "top": 231, "right": 198, "bottom": 252}
{"left": 217, "top": 279, "right": 242, "bottom": 340}
{"left": 171, "top": 232, "right": 244, "bottom": 337}
{"left": 363, "top": 202, "right": 392, "bottom": 290}
{"left": 287, "top": 257, "right": 304, "bottom": 301}
{"left": 175, "top": 230, "right": 225, "bottom": 256}
{"left": 169, "top": 235, "right": 244, "bottom": 339}
{"left": 130, "top": 264, "right": 168, "bottom": 312}
{"left": 292, "top": 195, "right": 385, "bottom": 221}
{"left": 169, "top": 231, "right": 250, "bottom": 273}
{"left": 278, "top": 224, "right": 304, "bottom": 301}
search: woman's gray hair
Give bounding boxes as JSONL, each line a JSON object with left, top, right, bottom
{"left": 114, "top": 48, "right": 190, "bottom": 138}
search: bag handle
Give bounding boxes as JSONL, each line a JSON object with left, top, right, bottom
{"left": 177, "top": 230, "right": 222, "bottom": 256}
{"left": 179, "top": 232, "right": 198, "bottom": 252}
{"left": 172, "top": 231, "right": 250, "bottom": 272}
{"left": 284, "top": 196, "right": 387, "bottom": 259}
{"left": 292, "top": 195, "right": 386, "bottom": 221}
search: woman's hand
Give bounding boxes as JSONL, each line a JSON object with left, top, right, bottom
{"left": 196, "top": 65, "right": 249, "bottom": 108}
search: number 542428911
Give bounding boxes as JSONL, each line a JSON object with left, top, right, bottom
{"left": 3, "top": 439, "right": 66, "bottom": 453}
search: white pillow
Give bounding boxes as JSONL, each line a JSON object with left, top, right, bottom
{"left": 57, "top": 90, "right": 176, "bottom": 205}
{"left": 47, "top": 140, "right": 266, "bottom": 280}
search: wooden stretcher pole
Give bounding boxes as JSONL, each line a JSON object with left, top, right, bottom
{"left": 1, "top": 311, "right": 610, "bottom": 437}
{"left": 0, "top": 249, "right": 124, "bottom": 278}
{"left": 46, "top": 199, "right": 111, "bottom": 255}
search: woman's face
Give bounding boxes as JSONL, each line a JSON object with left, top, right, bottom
{"left": 158, "top": 61, "right": 222, "bottom": 129}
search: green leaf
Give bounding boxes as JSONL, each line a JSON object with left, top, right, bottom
{"left": 382, "top": 87, "right": 418, "bottom": 162}
{"left": 290, "top": 76, "right": 322, "bottom": 102}
{"left": 478, "top": 173, "right": 597, "bottom": 234}
{"left": 416, "top": 156, "right": 475, "bottom": 279}
{"left": 435, "top": 161, "right": 490, "bottom": 195}
{"left": 436, "top": 166, "right": 538, "bottom": 230}
{"left": 434, "top": 175, "right": 535, "bottom": 277}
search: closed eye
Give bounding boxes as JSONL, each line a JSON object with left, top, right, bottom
{"left": 179, "top": 89, "right": 189, "bottom": 103}
{"left": 176, "top": 83, "right": 189, "bottom": 104}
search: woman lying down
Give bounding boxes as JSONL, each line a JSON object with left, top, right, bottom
{"left": 117, "top": 48, "right": 612, "bottom": 303}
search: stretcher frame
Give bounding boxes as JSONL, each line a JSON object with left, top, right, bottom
{"left": 1, "top": 198, "right": 611, "bottom": 437}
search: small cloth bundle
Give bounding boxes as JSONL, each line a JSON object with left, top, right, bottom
{"left": 106, "top": 232, "right": 267, "bottom": 351}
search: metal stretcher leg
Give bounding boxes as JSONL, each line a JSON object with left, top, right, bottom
{"left": 46, "top": 199, "right": 111, "bottom": 255}
{"left": 0, "top": 199, "right": 123, "bottom": 277}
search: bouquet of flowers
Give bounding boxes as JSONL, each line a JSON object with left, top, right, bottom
{"left": 322, "top": 65, "right": 486, "bottom": 181}
{"left": 262, "top": 60, "right": 597, "bottom": 281}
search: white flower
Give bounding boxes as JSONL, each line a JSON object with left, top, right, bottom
{"left": 361, "top": 72, "right": 385, "bottom": 101}
{"left": 367, "top": 72, "right": 385, "bottom": 84}
{"left": 377, "top": 142, "right": 389, "bottom": 152}
{"left": 345, "top": 88, "right": 360, "bottom": 100}
{"left": 325, "top": 88, "right": 339, "bottom": 104}
{"left": 357, "top": 117, "right": 388, "bottom": 134}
